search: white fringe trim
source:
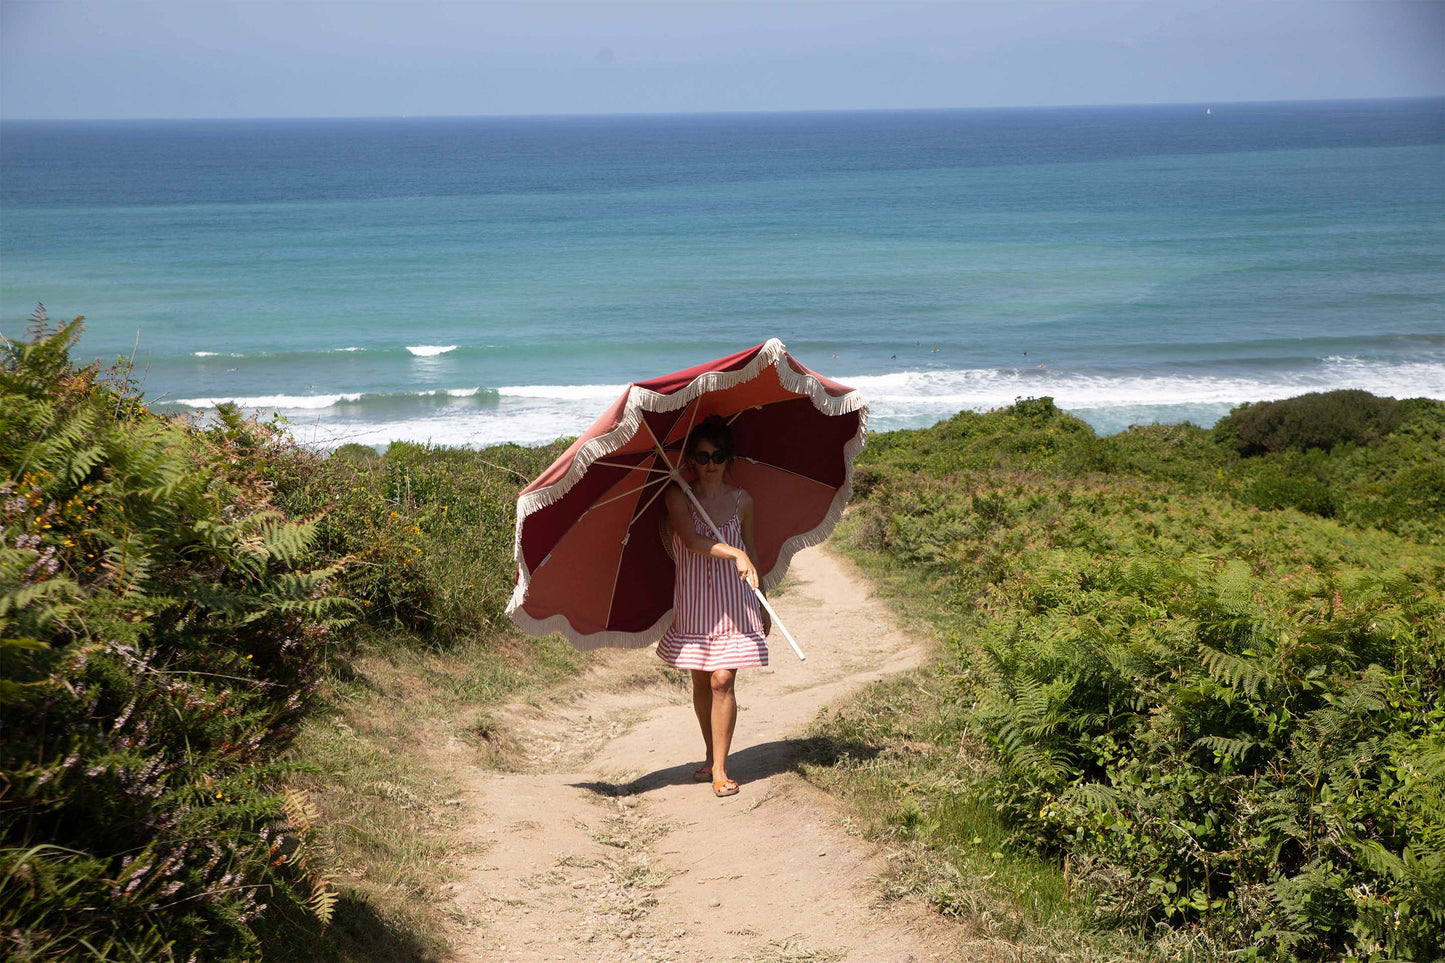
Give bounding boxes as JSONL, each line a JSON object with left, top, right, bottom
{"left": 759, "top": 400, "right": 868, "bottom": 593}
{"left": 507, "top": 338, "right": 868, "bottom": 648}
{"left": 508, "top": 606, "right": 675, "bottom": 652}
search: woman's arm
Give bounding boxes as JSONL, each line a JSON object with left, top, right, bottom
{"left": 664, "top": 485, "right": 759, "bottom": 588}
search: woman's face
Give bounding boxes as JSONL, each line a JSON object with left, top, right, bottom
{"left": 692, "top": 440, "right": 728, "bottom": 480}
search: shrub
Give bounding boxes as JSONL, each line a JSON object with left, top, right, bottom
{"left": 1243, "top": 451, "right": 1338, "bottom": 517}
{"left": 330, "top": 442, "right": 382, "bottom": 463}
{"left": 1225, "top": 390, "right": 1404, "bottom": 456}
{"left": 269, "top": 437, "right": 569, "bottom": 645}
{"left": 861, "top": 397, "right": 1098, "bottom": 478}
{"left": 1, "top": 312, "right": 350, "bottom": 961}
{"left": 971, "top": 553, "right": 1444, "bottom": 959}
{"left": 837, "top": 398, "right": 1445, "bottom": 960}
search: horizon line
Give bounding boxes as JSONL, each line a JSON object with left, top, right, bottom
{"left": 3, "top": 94, "right": 1441, "bottom": 124}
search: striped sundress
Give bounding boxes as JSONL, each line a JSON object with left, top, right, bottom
{"left": 655, "top": 497, "right": 769, "bottom": 671}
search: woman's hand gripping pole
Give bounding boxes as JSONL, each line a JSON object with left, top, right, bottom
{"left": 642, "top": 418, "right": 807, "bottom": 662}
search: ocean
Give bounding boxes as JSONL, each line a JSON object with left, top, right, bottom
{"left": 2, "top": 100, "right": 1442, "bottom": 448}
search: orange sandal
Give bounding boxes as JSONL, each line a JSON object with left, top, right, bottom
{"left": 712, "top": 779, "right": 739, "bottom": 798}
{"left": 692, "top": 764, "right": 713, "bottom": 782}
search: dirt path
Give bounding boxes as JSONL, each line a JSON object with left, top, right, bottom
{"left": 440, "top": 545, "right": 956, "bottom": 962}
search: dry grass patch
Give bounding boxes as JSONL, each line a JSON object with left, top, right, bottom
{"left": 743, "top": 936, "right": 848, "bottom": 962}
{"left": 271, "top": 630, "right": 584, "bottom": 960}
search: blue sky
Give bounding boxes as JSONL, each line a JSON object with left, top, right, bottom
{"left": 2, "top": 1, "right": 1441, "bottom": 119}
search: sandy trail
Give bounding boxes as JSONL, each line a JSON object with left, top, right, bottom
{"left": 441, "top": 546, "right": 955, "bottom": 962}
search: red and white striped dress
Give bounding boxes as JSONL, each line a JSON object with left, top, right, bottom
{"left": 655, "top": 496, "right": 769, "bottom": 671}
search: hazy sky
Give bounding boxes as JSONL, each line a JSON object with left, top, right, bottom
{"left": 2, "top": 1, "right": 1441, "bottom": 119}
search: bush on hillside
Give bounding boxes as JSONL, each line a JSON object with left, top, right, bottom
{"left": 839, "top": 399, "right": 1445, "bottom": 960}
{"left": 1217, "top": 395, "right": 1445, "bottom": 532}
{"left": 1223, "top": 390, "right": 1403, "bottom": 456}
{"left": 1, "top": 312, "right": 350, "bottom": 961}
{"left": 330, "top": 442, "right": 382, "bottom": 463}
{"left": 270, "top": 437, "right": 569, "bottom": 645}
{"left": 1242, "top": 450, "right": 1339, "bottom": 517}
{"left": 861, "top": 397, "right": 1097, "bottom": 476}
{"left": 970, "top": 550, "right": 1444, "bottom": 959}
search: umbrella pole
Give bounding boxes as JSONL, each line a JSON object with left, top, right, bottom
{"left": 675, "top": 482, "right": 807, "bottom": 663}
{"left": 638, "top": 418, "right": 807, "bottom": 662}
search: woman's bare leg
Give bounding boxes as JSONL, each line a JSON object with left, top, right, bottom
{"left": 709, "top": 669, "right": 738, "bottom": 783}
{"left": 691, "top": 670, "right": 713, "bottom": 769}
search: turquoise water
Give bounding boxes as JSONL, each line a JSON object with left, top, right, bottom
{"left": 2, "top": 101, "right": 1442, "bottom": 447}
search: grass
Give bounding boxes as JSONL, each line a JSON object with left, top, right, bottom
{"left": 798, "top": 661, "right": 1150, "bottom": 961}
{"left": 797, "top": 627, "right": 1238, "bottom": 962}
{"left": 789, "top": 396, "right": 1444, "bottom": 962}
{"left": 788, "top": 527, "right": 1135, "bottom": 959}
{"left": 263, "top": 630, "right": 584, "bottom": 961}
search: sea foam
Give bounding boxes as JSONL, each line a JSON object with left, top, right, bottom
{"left": 841, "top": 358, "right": 1445, "bottom": 414}
{"left": 170, "top": 353, "right": 1445, "bottom": 450}
{"left": 496, "top": 383, "right": 627, "bottom": 400}
{"left": 171, "top": 387, "right": 498, "bottom": 411}
{"left": 173, "top": 393, "right": 363, "bottom": 410}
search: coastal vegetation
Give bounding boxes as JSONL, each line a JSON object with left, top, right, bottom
{"left": 1, "top": 315, "right": 352, "bottom": 960}
{"left": 4, "top": 316, "right": 1441, "bottom": 961}
{"left": 1, "top": 317, "right": 578, "bottom": 961}
{"left": 809, "top": 394, "right": 1444, "bottom": 960}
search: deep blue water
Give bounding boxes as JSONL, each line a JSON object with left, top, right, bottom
{"left": 2, "top": 100, "right": 1442, "bottom": 447}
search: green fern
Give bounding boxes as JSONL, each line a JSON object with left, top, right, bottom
{"left": 1197, "top": 644, "right": 1275, "bottom": 700}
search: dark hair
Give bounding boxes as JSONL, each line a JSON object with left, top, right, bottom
{"left": 684, "top": 414, "right": 734, "bottom": 461}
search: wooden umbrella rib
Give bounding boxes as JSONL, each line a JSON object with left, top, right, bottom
{"left": 629, "top": 470, "right": 673, "bottom": 527}
{"left": 597, "top": 523, "right": 630, "bottom": 635}
{"left": 592, "top": 458, "right": 670, "bottom": 474}
{"left": 603, "top": 422, "right": 680, "bottom": 631}
{"left": 584, "top": 472, "right": 669, "bottom": 514}
{"left": 681, "top": 398, "right": 702, "bottom": 445}
{"left": 724, "top": 406, "right": 760, "bottom": 426}
{"left": 640, "top": 414, "right": 678, "bottom": 469}
{"left": 734, "top": 456, "right": 838, "bottom": 491}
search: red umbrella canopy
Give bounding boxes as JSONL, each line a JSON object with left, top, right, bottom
{"left": 508, "top": 339, "right": 867, "bottom": 650}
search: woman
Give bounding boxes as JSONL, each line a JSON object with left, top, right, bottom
{"left": 656, "top": 415, "right": 768, "bottom": 798}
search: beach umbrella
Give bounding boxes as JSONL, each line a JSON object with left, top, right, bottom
{"left": 507, "top": 338, "right": 867, "bottom": 660}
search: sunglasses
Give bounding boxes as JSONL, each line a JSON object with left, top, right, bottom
{"left": 690, "top": 450, "right": 729, "bottom": 465}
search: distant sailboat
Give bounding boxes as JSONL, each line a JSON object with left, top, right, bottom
{"left": 1206, "top": 107, "right": 1212, "bottom": 115}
